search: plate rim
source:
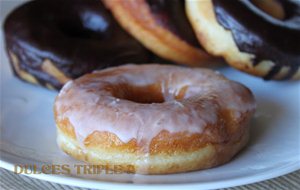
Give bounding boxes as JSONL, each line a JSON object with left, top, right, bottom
{"left": 1, "top": 1, "right": 300, "bottom": 189}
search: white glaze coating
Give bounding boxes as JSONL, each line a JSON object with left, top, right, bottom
{"left": 54, "top": 64, "right": 256, "bottom": 148}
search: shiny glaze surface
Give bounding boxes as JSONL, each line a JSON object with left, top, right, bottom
{"left": 4, "top": 0, "right": 151, "bottom": 89}
{"left": 212, "top": 0, "right": 300, "bottom": 80}
{"left": 147, "top": 0, "right": 201, "bottom": 47}
{"left": 54, "top": 64, "right": 256, "bottom": 148}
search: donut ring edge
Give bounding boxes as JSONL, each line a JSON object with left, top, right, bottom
{"left": 102, "top": 0, "right": 217, "bottom": 66}
{"left": 54, "top": 64, "right": 256, "bottom": 174}
{"left": 186, "top": 0, "right": 300, "bottom": 80}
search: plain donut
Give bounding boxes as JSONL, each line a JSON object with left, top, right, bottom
{"left": 54, "top": 64, "right": 256, "bottom": 174}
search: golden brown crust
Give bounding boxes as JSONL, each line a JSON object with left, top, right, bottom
{"left": 54, "top": 64, "right": 256, "bottom": 174}
{"left": 186, "top": 0, "right": 300, "bottom": 80}
{"left": 56, "top": 108, "right": 253, "bottom": 174}
{"left": 56, "top": 126, "right": 249, "bottom": 174}
{"left": 8, "top": 51, "right": 39, "bottom": 85}
{"left": 56, "top": 109, "right": 252, "bottom": 155}
{"left": 41, "top": 59, "right": 71, "bottom": 84}
{"left": 8, "top": 51, "right": 71, "bottom": 90}
{"left": 102, "top": 0, "right": 216, "bottom": 66}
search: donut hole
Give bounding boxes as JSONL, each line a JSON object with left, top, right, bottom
{"left": 110, "top": 83, "right": 165, "bottom": 104}
{"left": 251, "top": 0, "right": 286, "bottom": 20}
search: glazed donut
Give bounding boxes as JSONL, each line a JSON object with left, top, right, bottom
{"left": 186, "top": 0, "right": 300, "bottom": 80}
{"left": 54, "top": 64, "right": 256, "bottom": 174}
{"left": 3, "top": 0, "right": 151, "bottom": 90}
{"left": 102, "top": 0, "right": 216, "bottom": 66}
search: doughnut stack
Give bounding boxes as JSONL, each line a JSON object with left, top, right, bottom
{"left": 104, "top": 0, "right": 300, "bottom": 80}
{"left": 4, "top": 0, "right": 299, "bottom": 174}
{"left": 4, "top": 0, "right": 300, "bottom": 90}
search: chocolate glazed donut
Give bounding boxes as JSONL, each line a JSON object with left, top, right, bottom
{"left": 146, "top": 0, "right": 201, "bottom": 48}
{"left": 3, "top": 0, "right": 151, "bottom": 90}
{"left": 186, "top": 0, "right": 300, "bottom": 80}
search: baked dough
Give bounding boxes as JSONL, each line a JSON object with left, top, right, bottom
{"left": 54, "top": 64, "right": 256, "bottom": 174}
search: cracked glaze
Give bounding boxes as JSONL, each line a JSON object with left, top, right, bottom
{"left": 54, "top": 64, "right": 256, "bottom": 147}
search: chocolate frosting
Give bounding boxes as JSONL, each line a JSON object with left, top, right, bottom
{"left": 4, "top": 0, "right": 152, "bottom": 89}
{"left": 212, "top": 0, "right": 300, "bottom": 80}
{"left": 147, "top": 0, "right": 201, "bottom": 48}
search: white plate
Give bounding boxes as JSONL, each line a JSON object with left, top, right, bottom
{"left": 1, "top": 1, "right": 300, "bottom": 190}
